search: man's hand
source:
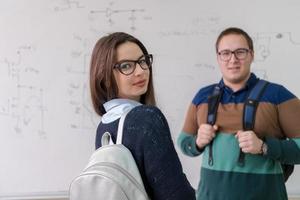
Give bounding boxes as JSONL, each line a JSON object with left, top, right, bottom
{"left": 236, "top": 130, "right": 263, "bottom": 154}
{"left": 196, "top": 124, "right": 218, "bottom": 149}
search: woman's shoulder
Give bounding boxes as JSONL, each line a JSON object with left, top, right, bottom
{"left": 126, "top": 105, "right": 169, "bottom": 131}
{"left": 130, "top": 105, "right": 165, "bottom": 119}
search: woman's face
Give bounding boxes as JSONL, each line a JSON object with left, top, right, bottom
{"left": 113, "top": 41, "right": 150, "bottom": 101}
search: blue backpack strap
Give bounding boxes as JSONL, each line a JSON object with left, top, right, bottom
{"left": 243, "top": 79, "right": 269, "bottom": 131}
{"left": 207, "top": 84, "right": 223, "bottom": 166}
{"left": 242, "top": 79, "right": 294, "bottom": 181}
{"left": 237, "top": 79, "right": 269, "bottom": 166}
{"left": 207, "top": 85, "right": 223, "bottom": 125}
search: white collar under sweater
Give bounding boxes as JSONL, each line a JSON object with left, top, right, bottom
{"left": 101, "top": 98, "right": 141, "bottom": 124}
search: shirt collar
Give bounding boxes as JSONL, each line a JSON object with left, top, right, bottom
{"left": 218, "top": 73, "right": 259, "bottom": 93}
{"left": 246, "top": 73, "right": 259, "bottom": 89}
{"left": 102, "top": 98, "right": 141, "bottom": 124}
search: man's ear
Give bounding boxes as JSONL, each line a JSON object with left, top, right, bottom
{"left": 250, "top": 51, "right": 254, "bottom": 62}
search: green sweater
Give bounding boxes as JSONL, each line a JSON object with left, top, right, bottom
{"left": 178, "top": 74, "right": 300, "bottom": 200}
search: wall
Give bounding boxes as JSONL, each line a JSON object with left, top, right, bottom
{"left": 0, "top": 0, "right": 300, "bottom": 198}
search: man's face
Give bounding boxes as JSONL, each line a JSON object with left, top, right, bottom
{"left": 217, "top": 34, "right": 253, "bottom": 89}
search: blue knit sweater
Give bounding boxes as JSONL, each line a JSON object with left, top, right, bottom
{"left": 96, "top": 105, "right": 195, "bottom": 200}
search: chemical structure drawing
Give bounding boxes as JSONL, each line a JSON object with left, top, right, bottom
{"left": 253, "top": 34, "right": 271, "bottom": 62}
{"left": 252, "top": 68, "right": 269, "bottom": 80}
{"left": 282, "top": 32, "right": 300, "bottom": 45}
{"left": 159, "top": 16, "right": 220, "bottom": 37}
{"left": 0, "top": 45, "right": 46, "bottom": 138}
{"left": 67, "top": 35, "right": 99, "bottom": 130}
{"left": 254, "top": 32, "right": 300, "bottom": 63}
{"left": 66, "top": 34, "right": 91, "bottom": 74}
{"left": 89, "top": 2, "right": 145, "bottom": 31}
{"left": 194, "top": 63, "right": 216, "bottom": 71}
{"left": 54, "top": 0, "right": 85, "bottom": 11}
{"left": 67, "top": 79, "right": 98, "bottom": 130}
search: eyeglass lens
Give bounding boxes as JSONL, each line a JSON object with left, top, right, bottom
{"left": 218, "top": 48, "right": 249, "bottom": 61}
{"left": 115, "top": 54, "right": 153, "bottom": 75}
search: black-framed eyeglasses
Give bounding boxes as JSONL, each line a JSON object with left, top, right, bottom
{"left": 217, "top": 48, "right": 251, "bottom": 61}
{"left": 114, "top": 54, "right": 153, "bottom": 75}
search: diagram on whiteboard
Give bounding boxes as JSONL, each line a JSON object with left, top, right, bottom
{"left": 254, "top": 32, "right": 300, "bottom": 62}
{"left": 88, "top": 1, "right": 150, "bottom": 32}
{"left": 0, "top": 45, "right": 46, "bottom": 138}
{"left": 54, "top": 0, "right": 85, "bottom": 11}
{"left": 66, "top": 34, "right": 99, "bottom": 130}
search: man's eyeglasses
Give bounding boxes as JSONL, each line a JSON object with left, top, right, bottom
{"left": 114, "top": 54, "right": 153, "bottom": 75}
{"left": 217, "top": 48, "right": 251, "bottom": 61}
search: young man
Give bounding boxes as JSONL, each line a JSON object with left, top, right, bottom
{"left": 178, "top": 27, "right": 300, "bottom": 200}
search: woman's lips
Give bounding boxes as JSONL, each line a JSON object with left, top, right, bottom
{"left": 133, "top": 80, "right": 146, "bottom": 87}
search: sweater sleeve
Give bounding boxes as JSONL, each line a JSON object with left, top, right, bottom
{"left": 265, "top": 85, "right": 300, "bottom": 164}
{"left": 264, "top": 137, "right": 300, "bottom": 164}
{"left": 177, "top": 131, "right": 203, "bottom": 157}
{"left": 177, "top": 101, "right": 204, "bottom": 157}
{"left": 131, "top": 106, "right": 195, "bottom": 200}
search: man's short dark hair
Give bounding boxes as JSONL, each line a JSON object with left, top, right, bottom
{"left": 215, "top": 27, "right": 254, "bottom": 53}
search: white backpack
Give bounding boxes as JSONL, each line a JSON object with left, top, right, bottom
{"left": 69, "top": 110, "right": 150, "bottom": 200}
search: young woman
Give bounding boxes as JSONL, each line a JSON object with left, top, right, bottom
{"left": 90, "top": 32, "right": 195, "bottom": 200}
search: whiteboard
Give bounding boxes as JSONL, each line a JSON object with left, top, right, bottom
{"left": 1, "top": 0, "right": 300, "bottom": 198}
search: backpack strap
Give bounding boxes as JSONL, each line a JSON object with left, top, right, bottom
{"left": 242, "top": 80, "right": 294, "bottom": 181}
{"left": 243, "top": 80, "right": 269, "bottom": 131}
{"left": 100, "top": 109, "right": 132, "bottom": 146}
{"left": 116, "top": 109, "right": 132, "bottom": 144}
{"left": 207, "top": 85, "right": 223, "bottom": 125}
{"left": 237, "top": 79, "right": 269, "bottom": 166}
{"left": 207, "top": 84, "right": 223, "bottom": 166}
{"left": 207, "top": 80, "right": 269, "bottom": 167}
